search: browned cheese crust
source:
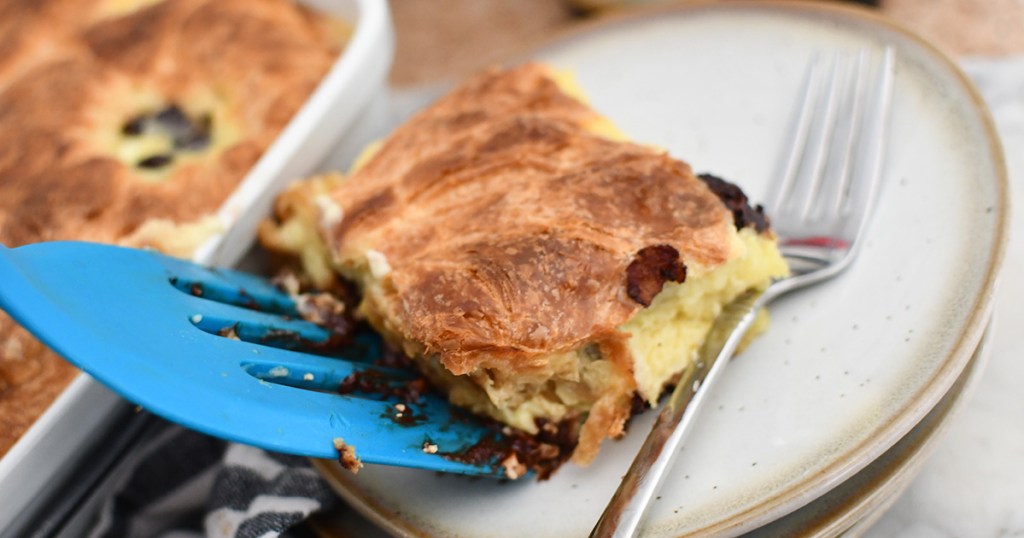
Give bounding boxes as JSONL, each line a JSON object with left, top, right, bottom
{"left": 322, "top": 64, "right": 734, "bottom": 382}
{"left": 0, "top": 0, "right": 341, "bottom": 455}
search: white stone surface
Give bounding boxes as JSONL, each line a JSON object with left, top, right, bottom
{"left": 866, "top": 57, "right": 1024, "bottom": 538}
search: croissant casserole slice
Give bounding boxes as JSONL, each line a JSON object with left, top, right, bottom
{"left": 260, "top": 63, "right": 788, "bottom": 478}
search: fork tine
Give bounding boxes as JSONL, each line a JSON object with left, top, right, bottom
{"left": 842, "top": 46, "right": 895, "bottom": 239}
{"left": 770, "top": 53, "right": 821, "bottom": 212}
{"left": 796, "top": 52, "right": 846, "bottom": 220}
{"left": 824, "top": 49, "right": 869, "bottom": 218}
{"left": 772, "top": 46, "right": 895, "bottom": 241}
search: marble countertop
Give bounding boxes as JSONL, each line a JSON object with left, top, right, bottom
{"left": 864, "top": 57, "right": 1024, "bottom": 538}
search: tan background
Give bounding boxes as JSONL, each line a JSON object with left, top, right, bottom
{"left": 387, "top": 0, "right": 1024, "bottom": 87}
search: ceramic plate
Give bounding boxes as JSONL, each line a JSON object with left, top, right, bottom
{"left": 315, "top": 2, "right": 1007, "bottom": 536}
{"left": 313, "top": 324, "right": 992, "bottom": 538}
{"left": 748, "top": 322, "right": 991, "bottom": 537}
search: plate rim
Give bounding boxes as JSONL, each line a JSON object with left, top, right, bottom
{"left": 313, "top": 1, "right": 1009, "bottom": 535}
{"left": 751, "top": 319, "right": 993, "bottom": 537}
{"left": 312, "top": 320, "right": 993, "bottom": 538}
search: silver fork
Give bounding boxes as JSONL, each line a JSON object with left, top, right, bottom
{"left": 591, "top": 46, "right": 896, "bottom": 538}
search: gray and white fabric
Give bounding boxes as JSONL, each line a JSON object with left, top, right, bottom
{"left": 87, "top": 425, "right": 335, "bottom": 538}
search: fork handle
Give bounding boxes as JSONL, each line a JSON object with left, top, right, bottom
{"left": 590, "top": 288, "right": 767, "bottom": 538}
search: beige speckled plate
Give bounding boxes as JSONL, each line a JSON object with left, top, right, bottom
{"left": 312, "top": 324, "right": 991, "bottom": 538}
{"left": 745, "top": 321, "right": 992, "bottom": 537}
{"left": 313, "top": 2, "right": 1007, "bottom": 536}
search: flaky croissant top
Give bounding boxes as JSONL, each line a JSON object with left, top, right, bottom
{"left": 321, "top": 64, "right": 740, "bottom": 376}
{"left": 0, "top": 0, "right": 341, "bottom": 246}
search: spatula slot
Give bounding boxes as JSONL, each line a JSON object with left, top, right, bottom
{"left": 190, "top": 310, "right": 333, "bottom": 352}
{"left": 241, "top": 356, "right": 417, "bottom": 397}
{"left": 168, "top": 267, "right": 297, "bottom": 316}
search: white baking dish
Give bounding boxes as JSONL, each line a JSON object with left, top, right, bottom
{"left": 0, "top": 0, "right": 394, "bottom": 531}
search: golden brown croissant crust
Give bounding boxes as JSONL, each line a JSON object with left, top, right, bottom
{"left": 322, "top": 63, "right": 735, "bottom": 377}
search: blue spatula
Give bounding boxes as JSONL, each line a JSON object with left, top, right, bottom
{"left": 0, "top": 241, "right": 512, "bottom": 477}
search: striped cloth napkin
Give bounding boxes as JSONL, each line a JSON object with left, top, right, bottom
{"left": 86, "top": 426, "right": 335, "bottom": 538}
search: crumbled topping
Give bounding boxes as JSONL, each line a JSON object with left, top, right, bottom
{"left": 272, "top": 271, "right": 301, "bottom": 296}
{"left": 334, "top": 437, "right": 363, "bottom": 473}
{"left": 217, "top": 325, "right": 240, "bottom": 340}
{"left": 314, "top": 194, "right": 344, "bottom": 228}
{"left": 422, "top": 441, "right": 439, "bottom": 454}
{"left": 439, "top": 417, "right": 579, "bottom": 480}
{"left": 338, "top": 371, "right": 428, "bottom": 404}
{"left": 501, "top": 453, "right": 527, "bottom": 480}
{"left": 387, "top": 401, "right": 424, "bottom": 425}
{"left": 295, "top": 292, "right": 346, "bottom": 326}
{"left": 365, "top": 249, "right": 392, "bottom": 279}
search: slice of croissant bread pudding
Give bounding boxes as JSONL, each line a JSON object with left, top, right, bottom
{"left": 260, "top": 63, "right": 788, "bottom": 474}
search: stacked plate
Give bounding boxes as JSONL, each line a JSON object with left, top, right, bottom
{"left": 311, "top": 3, "right": 1007, "bottom": 536}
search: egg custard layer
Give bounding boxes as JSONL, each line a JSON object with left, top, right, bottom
{"left": 260, "top": 64, "right": 788, "bottom": 472}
